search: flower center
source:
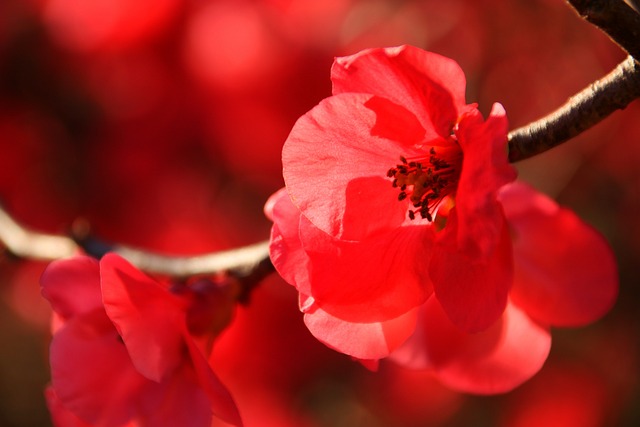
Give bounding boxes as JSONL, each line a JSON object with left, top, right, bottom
{"left": 387, "top": 147, "right": 461, "bottom": 221}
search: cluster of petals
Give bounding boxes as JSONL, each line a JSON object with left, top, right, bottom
{"left": 40, "top": 253, "right": 242, "bottom": 427}
{"left": 266, "top": 45, "right": 618, "bottom": 393}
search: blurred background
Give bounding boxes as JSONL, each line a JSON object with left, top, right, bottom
{"left": 0, "top": 0, "right": 638, "bottom": 426}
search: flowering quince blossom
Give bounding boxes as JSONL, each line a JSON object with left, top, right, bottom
{"left": 40, "top": 253, "right": 242, "bottom": 427}
{"left": 265, "top": 45, "right": 618, "bottom": 393}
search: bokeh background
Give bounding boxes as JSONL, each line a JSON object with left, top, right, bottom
{"left": 0, "top": 0, "right": 639, "bottom": 426}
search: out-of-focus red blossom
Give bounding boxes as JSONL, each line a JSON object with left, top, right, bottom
{"left": 0, "top": 106, "right": 78, "bottom": 232}
{"left": 265, "top": 45, "right": 618, "bottom": 393}
{"left": 40, "top": 254, "right": 242, "bottom": 427}
{"left": 500, "top": 361, "right": 626, "bottom": 427}
{"left": 358, "top": 363, "right": 463, "bottom": 427}
{"left": 32, "top": 0, "right": 180, "bottom": 53}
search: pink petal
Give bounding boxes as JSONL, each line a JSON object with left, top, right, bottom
{"left": 135, "top": 364, "right": 212, "bottom": 427}
{"left": 101, "top": 253, "right": 186, "bottom": 383}
{"left": 265, "top": 188, "right": 310, "bottom": 294}
{"left": 185, "top": 331, "right": 243, "bottom": 426}
{"left": 393, "top": 297, "right": 551, "bottom": 394}
{"left": 452, "top": 103, "right": 517, "bottom": 258}
{"left": 282, "top": 92, "right": 423, "bottom": 241}
{"left": 430, "top": 212, "right": 513, "bottom": 333}
{"left": 40, "top": 256, "right": 103, "bottom": 320}
{"left": 331, "top": 45, "right": 467, "bottom": 139}
{"left": 46, "top": 386, "right": 97, "bottom": 427}
{"left": 499, "top": 182, "right": 618, "bottom": 326}
{"left": 299, "top": 214, "right": 433, "bottom": 323}
{"left": 302, "top": 296, "right": 419, "bottom": 360}
{"left": 50, "top": 309, "right": 147, "bottom": 427}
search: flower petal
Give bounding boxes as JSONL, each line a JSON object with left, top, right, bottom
{"left": 282, "top": 92, "right": 424, "bottom": 241}
{"left": 299, "top": 215, "right": 433, "bottom": 323}
{"left": 101, "top": 253, "right": 186, "bottom": 383}
{"left": 50, "top": 309, "right": 146, "bottom": 427}
{"left": 452, "top": 103, "right": 516, "bottom": 258}
{"left": 40, "top": 256, "right": 102, "bottom": 320}
{"left": 185, "top": 332, "right": 243, "bottom": 426}
{"left": 499, "top": 182, "right": 618, "bottom": 326}
{"left": 332, "top": 45, "right": 467, "bottom": 139}
{"left": 135, "top": 364, "right": 212, "bottom": 427}
{"left": 302, "top": 296, "right": 419, "bottom": 360}
{"left": 392, "top": 297, "right": 551, "bottom": 394}
{"left": 265, "top": 188, "right": 310, "bottom": 295}
{"left": 430, "top": 211, "right": 513, "bottom": 333}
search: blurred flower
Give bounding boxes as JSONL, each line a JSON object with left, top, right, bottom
{"left": 266, "top": 45, "right": 618, "bottom": 393}
{"left": 35, "top": 0, "right": 180, "bottom": 53}
{"left": 41, "top": 254, "right": 242, "bottom": 427}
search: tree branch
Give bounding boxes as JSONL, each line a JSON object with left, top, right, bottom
{"left": 0, "top": 204, "right": 274, "bottom": 289}
{"left": 0, "top": 206, "right": 78, "bottom": 260}
{"left": 507, "top": 55, "right": 640, "bottom": 162}
{"left": 567, "top": 0, "right": 640, "bottom": 59}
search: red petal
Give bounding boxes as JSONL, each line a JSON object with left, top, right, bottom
{"left": 302, "top": 296, "right": 418, "bottom": 360}
{"left": 430, "top": 211, "right": 512, "bottom": 333}
{"left": 393, "top": 297, "right": 551, "bottom": 394}
{"left": 40, "top": 256, "right": 102, "bottom": 320}
{"left": 499, "top": 182, "right": 618, "bottom": 326}
{"left": 265, "top": 188, "right": 310, "bottom": 294}
{"left": 45, "top": 386, "right": 105, "bottom": 427}
{"left": 101, "top": 253, "right": 186, "bottom": 383}
{"left": 453, "top": 103, "right": 516, "bottom": 258}
{"left": 282, "top": 92, "right": 422, "bottom": 241}
{"left": 135, "top": 364, "right": 212, "bottom": 427}
{"left": 299, "top": 215, "right": 433, "bottom": 323}
{"left": 186, "top": 332, "right": 243, "bottom": 426}
{"left": 50, "top": 309, "right": 147, "bottom": 427}
{"left": 332, "top": 45, "right": 467, "bottom": 139}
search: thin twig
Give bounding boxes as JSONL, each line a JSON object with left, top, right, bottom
{"left": 507, "top": 55, "right": 640, "bottom": 162}
{"left": 0, "top": 204, "right": 273, "bottom": 283}
{"left": 567, "top": 0, "right": 640, "bottom": 60}
{"left": 114, "top": 240, "right": 272, "bottom": 280}
{"left": 0, "top": 206, "right": 78, "bottom": 260}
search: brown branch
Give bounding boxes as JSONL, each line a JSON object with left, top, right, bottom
{"left": 0, "top": 206, "right": 78, "bottom": 260}
{"left": 567, "top": 0, "right": 640, "bottom": 59}
{"left": 113, "top": 241, "right": 272, "bottom": 281}
{"left": 507, "top": 55, "right": 640, "bottom": 162}
{"left": 507, "top": 1, "right": 640, "bottom": 161}
{"left": 0, "top": 204, "right": 274, "bottom": 286}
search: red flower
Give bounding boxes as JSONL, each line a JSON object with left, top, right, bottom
{"left": 40, "top": 254, "right": 242, "bottom": 427}
{"left": 266, "top": 45, "right": 618, "bottom": 393}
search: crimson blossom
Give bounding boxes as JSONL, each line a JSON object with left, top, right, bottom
{"left": 266, "top": 45, "right": 618, "bottom": 393}
{"left": 41, "top": 253, "right": 242, "bottom": 427}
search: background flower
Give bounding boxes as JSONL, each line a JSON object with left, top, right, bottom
{"left": 41, "top": 254, "right": 241, "bottom": 427}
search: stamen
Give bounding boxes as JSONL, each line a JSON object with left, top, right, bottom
{"left": 386, "top": 150, "right": 460, "bottom": 222}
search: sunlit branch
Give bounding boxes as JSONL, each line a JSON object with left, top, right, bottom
{"left": 567, "top": 0, "right": 640, "bottom": 60}
{"left": 507, "top": 55, "right": 640, "bottom": 162}
{"left": 0, "top": 205, "right": 78, "bottom": 260}
{"left": 507, "top": 0, "right": 640, "bottom": 161}
{"left": 0, "top": 204, "right": 274, "bottom": 290}
{"left": 114, "top": 240, "right": 273, "bottom": 282}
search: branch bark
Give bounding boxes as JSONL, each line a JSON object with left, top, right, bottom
{"left": 507, "top": 55, "right": 640, "bottom": 162}
{"left": 0, "top": 204, "right": 274, "bottom": 289}
{"left": 567, "top": 0, "right": 640, "bottom": 59}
